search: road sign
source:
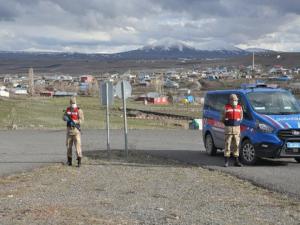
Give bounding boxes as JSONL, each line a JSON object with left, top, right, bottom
{"left": 116, "top": 80, "right": 132, "bottom": 99}
{"left": 100, "top": 82, "right": 114, "bottom": 106}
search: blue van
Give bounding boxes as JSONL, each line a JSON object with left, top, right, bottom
{"left": 202, "top": 83, "right": 300, "bottom": 165}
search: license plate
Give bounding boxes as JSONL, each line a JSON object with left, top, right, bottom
{"left": 287, "top": 142, "right": 300, "bottom": 148}
{"left": 286, "top": 148, "right": 300, "bottom": 154}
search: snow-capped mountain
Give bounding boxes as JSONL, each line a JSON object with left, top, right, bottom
{"left": 0, "top": 40, "right": 276, "bottom": 60}
{"left": 142, "top": 39, "right": 245, "bottom": 51}
{"left": 142, "top": 39, "right": 194, "bottom": 51}
{"left": 111, "top": 41, "right": 248, "bottom": 59}
{"left": 245, "top": 48, "right": 275, "bottom": 53}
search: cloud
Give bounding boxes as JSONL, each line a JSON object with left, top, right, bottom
{"left": 0, "top": 0, "right": 299, "bottom": 52}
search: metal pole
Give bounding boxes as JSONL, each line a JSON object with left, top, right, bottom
{"left": 106, "top": 82, "right": 110, "bottom": 158}
{"left": 252, "top": 51, "right": 255, "bottom": 71}
{"left": 121, "top": 81, "right": 128, "bottom": 159}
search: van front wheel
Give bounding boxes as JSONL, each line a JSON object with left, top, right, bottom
{"left": 205, "top": 133, "right": 217, "bottom": 156}
{"left": 295, "top": 157, "right": 300, "bottom": 163}
{"left": 240, "top": 140, "right": 257, "bottom": 165}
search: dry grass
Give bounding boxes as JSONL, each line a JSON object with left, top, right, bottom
{"left": 0, "top": 96, "right": 198, "bottom": 130}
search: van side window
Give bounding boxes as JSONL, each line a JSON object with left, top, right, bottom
{"left": 205, "top": 93, "right": 230, "bottom": 112}
{"left": 206, "top": 93, "right": 252, "bottom": 120}
{"left": 215, "top": 94, "right": 230, "bottom": 112}
{"left": 238, "top": 95, "right": 252, "bottom": 120}
{"left": 204, "top": 94, "right": 217, "bottom": 111}
{"left": 204, "top": 94, "right": 211, "bottom": 110}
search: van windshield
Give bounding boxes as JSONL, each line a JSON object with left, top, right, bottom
{"left": 247, "top": 91, "right": 300, "bottom": 115}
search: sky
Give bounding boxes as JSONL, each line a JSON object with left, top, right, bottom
{"left": 0, "top": 0, "right": 300, "bottom": 53}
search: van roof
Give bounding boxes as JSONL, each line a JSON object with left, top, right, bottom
{"left": 206, "top": 87, "right": 288, "bottom": 95}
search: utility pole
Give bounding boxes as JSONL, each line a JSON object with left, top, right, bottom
{"left": 252, "top": 52, "right": 255, "bottom": 78}
{"left": 28, "top": 67, "right": 35, "bottom": 96}
{"left": 252, "top": 52, "right": 255, "bottom": 71}
{"left": 155, "top": 74, "right": 163, "bottom": 95}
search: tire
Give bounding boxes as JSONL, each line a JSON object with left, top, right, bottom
{"left": 205, "top": 133, "right": 217, "bottom": 156}
{"left": 240, "top": 139, "right": 257, "bottom": 165}
{"left": 295, "top": 157, "right": 300, "bottom": 163}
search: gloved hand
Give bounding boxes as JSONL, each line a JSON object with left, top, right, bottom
{"left": 63, "top": 115, "right": 69, "bottom": 121}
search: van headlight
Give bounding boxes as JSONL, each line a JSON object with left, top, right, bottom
{"left": 256, "top": 121, "right": 274, "bottom": 133}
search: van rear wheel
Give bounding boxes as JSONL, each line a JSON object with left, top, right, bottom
{"left": 295, "top": 157, "right": 300, "bottom": 163}
{"left": 205, "top": 133, "right": 217, "bottom": 156}
{"left": 240, "top": 139, "right": 257, "bottom": 165}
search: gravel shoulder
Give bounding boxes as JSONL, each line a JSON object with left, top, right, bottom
{"left": 0, "top": 150, "right": 299, "bottom": 225}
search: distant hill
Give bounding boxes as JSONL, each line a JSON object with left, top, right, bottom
{"left": 112, "top": 47, "right": 248, "bottom": 60}
{"left": 0, "top": 47, "right": 247, "bottom": 61}
{"left": 111, "top": 42, "right": 251, "bottom": 60}
{"left": 0, "top": 51, "right": 107, "bottom": 61}
{"left": 0, "top": 41, "right": 278, "bottom": 62}
{"left": 0, "top": 43, "right": 258, "bottom": 62}
{"left": 2, "top": 43, "right": 298, "bottom": 75}
{"left": 1, "top": 51, "right": 300, "bottom": 75}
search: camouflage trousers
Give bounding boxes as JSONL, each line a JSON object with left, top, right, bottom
{"left": 66, "top": 127, "right": 82, "bottom": 158}
{"left": 224, "top": 126, "right": 240, "bottom": 158}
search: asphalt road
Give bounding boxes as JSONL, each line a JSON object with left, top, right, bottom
{"left": 0, "top": 130, "right": 299, "bottom": 198}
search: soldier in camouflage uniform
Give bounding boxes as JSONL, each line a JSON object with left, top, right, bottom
{"left": 222, "top": 94, "right": 243, "bottom": 167}
{"left": 63, "top": 96, "right": 84, "bottom": 167}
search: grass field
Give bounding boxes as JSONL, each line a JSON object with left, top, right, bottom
{"left": 0, "top": 96, "right": 201, "bottom": 130}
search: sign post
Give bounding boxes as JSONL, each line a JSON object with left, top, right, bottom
{"left": 116, "top": 80, "right": 132, "bottom": 159}
{"left": 105, "top": 82, "right": 110, "bottom": 158}
{"left": 122, "top": 81, "right": 128, "bottom": 158}
{"left": 100, "top": 81, "right": 114, "bottom": 158}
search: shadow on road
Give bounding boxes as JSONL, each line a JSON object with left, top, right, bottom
{"left": 84, "top": 149, "right": 295, "bottom": 167}
{"left": 149, "top": 150, "right": 295, "bottom": 167}
{"left": 83, "top": 149, "right": 191, "bottom": 168}
{"left": 0, "top": 161, "right": 63, "bottom": 164}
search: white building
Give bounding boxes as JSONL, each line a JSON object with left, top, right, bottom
{"left": 0, "top": 86, "right": 9, "bottom": 97}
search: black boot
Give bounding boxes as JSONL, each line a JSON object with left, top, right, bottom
{"left": 224, "top": 157, "right": 229, "bottom": 167}
{"left": 234, "top": 157, "right": 242, "bottom": 167}
{"left": 77, "top": 157, "right": 81, "bottom": 167}
{"left": 67, "top": 157, "right": 72, "bottom": 166}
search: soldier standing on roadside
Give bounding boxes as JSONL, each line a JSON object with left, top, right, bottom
{"left": 222, "top": 94, "right": 243, "bottom": 167}
{"left": 63, "top": 96, "right": 84, "bottom": 167}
